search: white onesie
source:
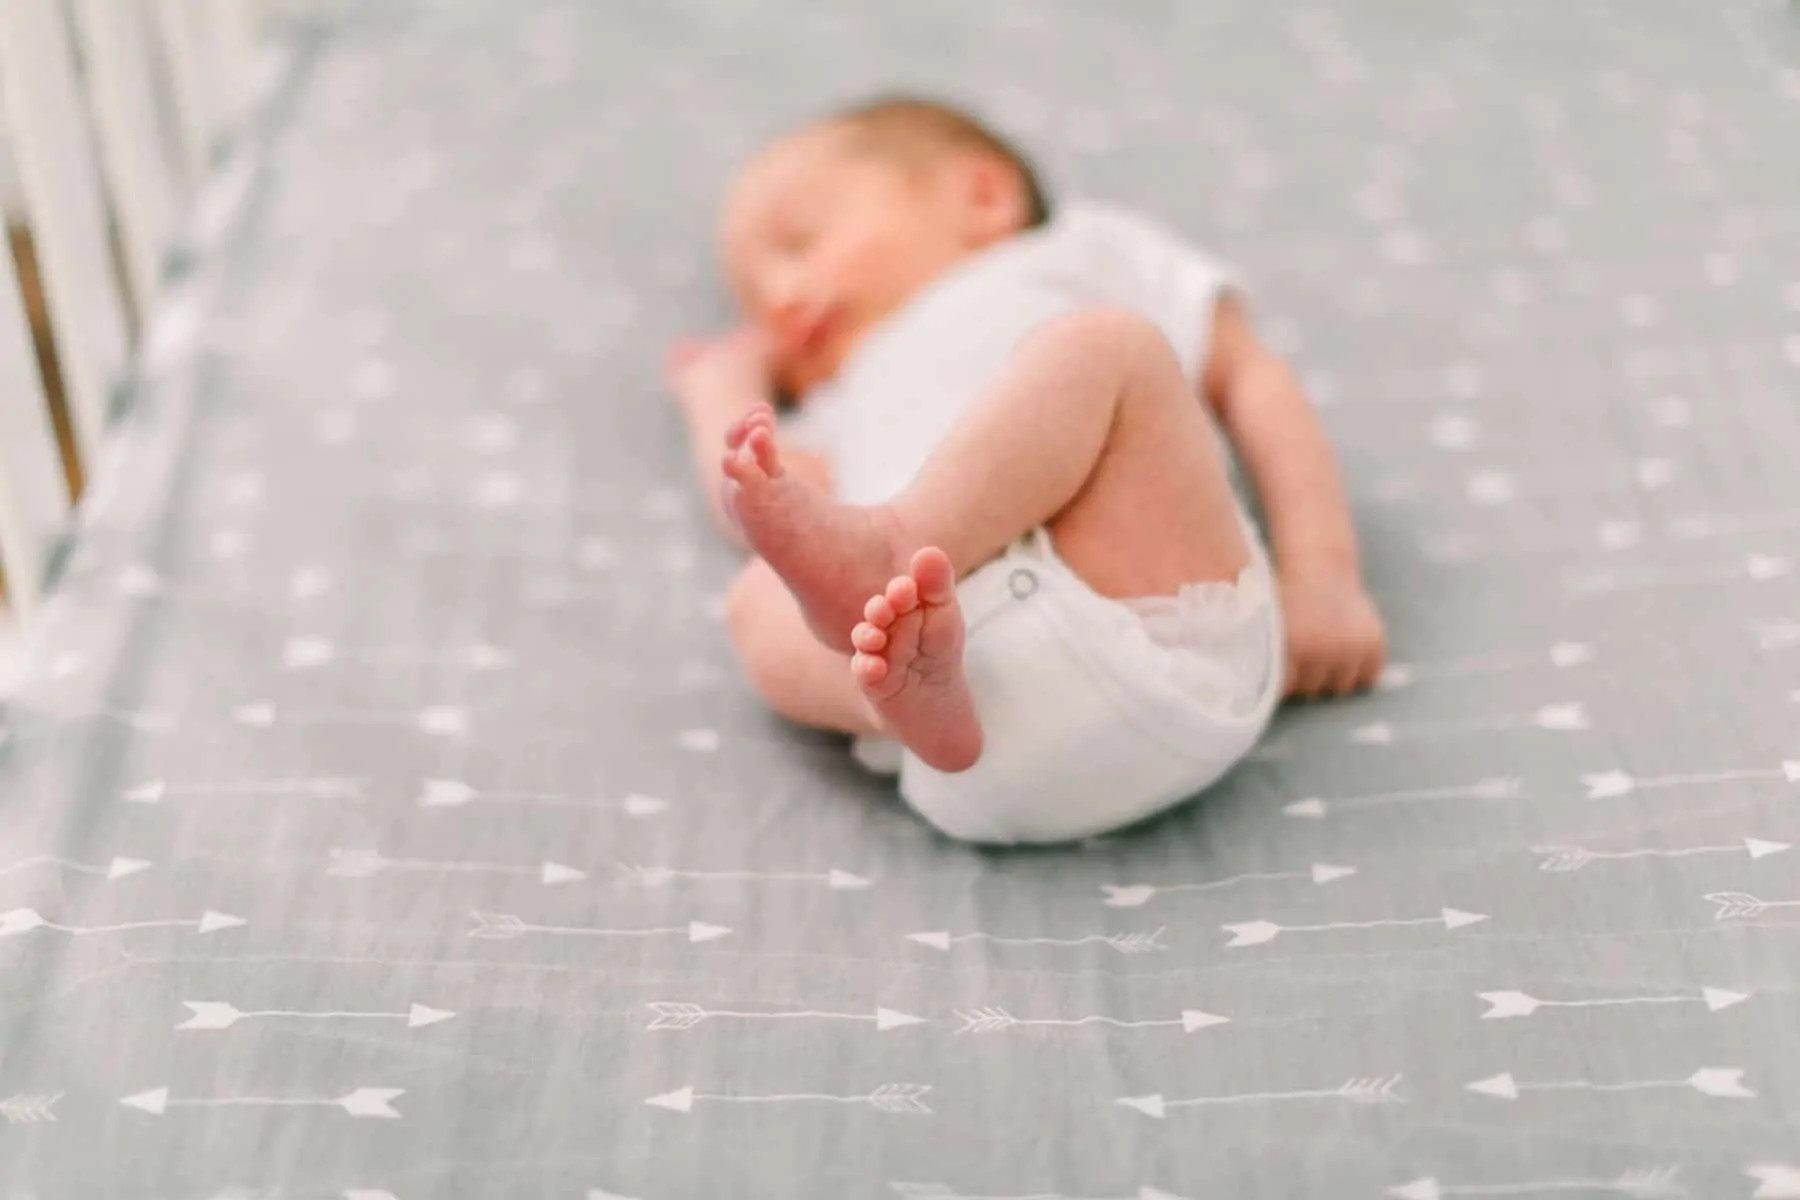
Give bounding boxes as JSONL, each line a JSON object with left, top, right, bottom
{"left": 783, "top": 201, "right": 1284, "bottom": 845}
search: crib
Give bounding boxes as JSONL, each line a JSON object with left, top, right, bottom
{"left": 0, "top": 0, "right": 309, "bottom": 681}
{"left": 3, "top": 3, "right": 1800, "bottom": 1196}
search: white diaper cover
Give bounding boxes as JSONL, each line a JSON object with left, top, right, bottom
{"left": 852, "top": 529, "right": 1283, "bottom": 845}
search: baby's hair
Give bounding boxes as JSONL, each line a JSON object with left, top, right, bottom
{"left": 830, "top": 94, "right": 1052, "bottom": 230}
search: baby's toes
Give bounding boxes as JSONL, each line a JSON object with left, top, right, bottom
{"left": 909, "top": 547, "right": 956, "bottom": 604}
{"left": 720, "top": 445, "right": 757, "bottom": 485}
{"left": 744, "top": 426, "right": 782, "bottom": 477}
{"left": 851, "top": 622, "right": 888, "bottom": 654}
{"left": 863, "top": 593, "right": 897, "bottom": 629}
{"left": 852, "top": 652, "right": 889, "bottom": 686}
{"left": 884, "top": 573, "right": 920, "bottom": 616}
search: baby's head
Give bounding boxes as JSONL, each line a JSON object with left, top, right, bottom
{"left": 721, "top": 96, "right": 1049, "bottom": 398}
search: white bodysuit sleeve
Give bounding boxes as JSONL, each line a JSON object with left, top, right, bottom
{"left": 1057, "top": 201, "right": 1242, "bottom": 382}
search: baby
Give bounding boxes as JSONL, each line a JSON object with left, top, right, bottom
{"left": 666, "top": 96, "right": 1385, "bottom": 844}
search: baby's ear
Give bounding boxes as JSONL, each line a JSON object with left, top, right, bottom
{"left": 955, "top": 153, "right": 1028, "bottom": 243}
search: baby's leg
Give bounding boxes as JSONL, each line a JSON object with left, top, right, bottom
{"left": 727, "top": 309, "right": 1251, "bottom": 774}
{"left": 722, "top": 559, "right": 880, "bottom": 736}
{"left": 725, "top": 553, "right": 980, "bottom": 773}
{"left": 725, "top": 307, "right": 1249, "bottom": 640}
{"left": 899, "top": 307, "right": 1250, "bottom": 599}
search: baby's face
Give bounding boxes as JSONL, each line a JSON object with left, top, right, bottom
{"left": 720, "top": 125, "right": 981, "bottom": 398}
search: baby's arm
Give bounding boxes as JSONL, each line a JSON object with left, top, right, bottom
{"left": 665, "top": 328, "right": 831, "bottom": 545}
{"left": 1200, "top": 296, "right": 1386, "bottom": 697}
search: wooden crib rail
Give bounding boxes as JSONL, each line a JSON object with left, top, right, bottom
{"left": 0, "top": 0, "right": 302, "bottom": 637}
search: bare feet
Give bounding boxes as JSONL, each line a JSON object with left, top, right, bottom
{"left": 850, "top": 548, "right": 982, "bottom": 773}
{"left": 721, "top": 403, "right": 906, "bottom": 649}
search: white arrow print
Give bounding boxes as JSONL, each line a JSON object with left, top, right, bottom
{"left": 1568, "top": 553, "right": 1789, "bottom": 595}
{"left": 620, "top": 865, "right": 871, "bottom": 890}
{"left": 1350, "top": 704, "right": 1587, "bottom": 746}
{"left": 1479, "top": 987, "right": 1749, "bottom": 1019}
{"left": 468, "top": 911, "right": 731, "bottom": 942}
{"left": 647, "top": 1082, "right": 931, "bottom": 1114}
{"left": 646, "top": 1002, "right": 925, "bottom": 1032}
{"left": 1224, "top": 907, "right": 1486, "bottom": 947}
{"left": 1706, "top": 891, "right": 1800, "bottom": 920}
{"left": 1580, "top": 761, "right": 1800, "bottom": 799}
{"left": 120, "top": 1086, "right": 404, "bottom": 1118}
{"left": 328, "top": 848, "right": 585, "bottom": 886}
{"left": 954, "top": 1007, "right": 1227, "bottom": 1035}
{"left": 281, "top": 637, "right": 513, "bottom": 671}
{"left": 1, "top": 908, "right": 244, "bottom": 938}
{"left": 906, "top": 927, "right": 1166, "bottom": 954}
{"left": 122, "top": 777, "right": 366, "bottom": 804}
{"left": 231, "top": 702, "right": 469, "bottom": 736}
{"left": 524, "top": 577, "right": 653, "bottom": 607}
{"left": 415, "top": 778, "right": 669, "bottom": 817}
{"left": 0, "top": 708, "right": 173, "bottom": 747}
{"left": 1379, "top": 642, "right": 1595, "bottom": 690}
{"left": 1749, "top": 1164, "right": 1800, "bottom": 1198}
{"left": 1756, "top": 623, "right": 1800, "bottom": 651}
{"left": 0, "top": 1093, "right": 60, "bottom": 1124}
{"left": 1119, "top": 1075, "right": 1402, "bottom": 1118}
{"left": 1467, "top": 1068, "right": 1753, "bottom": 1100}
{"left": 123, "top": 557, "right": 326, "bottom": 604}
{"left": 178, "top": 1001, "right": 454, "bottom": 1030}
{"left": 1101, "top": 863, "right": 1355, "bottom": 907}
{"left": 287, "top": 565, "right": 333, "bottom": 598}
{"left": 1284, "top": 778, "right": 1520, "bottom": 819}
{"left": 677, "top": 727, "right": 722, "bottom": 752}
{"left": 0, "top": 855, "right": 151, "bottom": 881}
{"left": 1535, "top": 836, "right": 1789, "bottom": 871}
{"left": 1420, "top": 519, "right": 1644, "bottom": 564}
{"left": 1389, "top": 1168, "right": 1682, "bottom": 1199}
{"left": 891, "top": 1184, "right": 1188, "bottom": 1200}
{"left": 1667, "top": 507, "right": 1800, "bottom": 541}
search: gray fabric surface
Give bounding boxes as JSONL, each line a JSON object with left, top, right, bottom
{"left": 5, "top": 1, "right": 1800, "bottom": 1197}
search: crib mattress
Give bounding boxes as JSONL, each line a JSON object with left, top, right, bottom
{"left": 4, "top": 1, "right": 1800, "bottom": 1196}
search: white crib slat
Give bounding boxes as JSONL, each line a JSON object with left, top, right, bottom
{"left": 71, "top": 0, "right": 186, "bottom": 314}
{"left": 0, "top": 240, "right": 72, "bottom": 622}
{"left": 151, "top": 0, "right": 217, "bottom": 182}
{"left": 203, "top": 0, "right": 256, "bottom": 131}
{"left": 0, "top": 0, "right": 131, "bottom": 464}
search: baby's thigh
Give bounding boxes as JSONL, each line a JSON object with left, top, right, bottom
{"left": 722, "top": 560, "right": 875, "bottom": 735}
{"left": 1047, "top": 316, "right": 1250, "bottom": 599}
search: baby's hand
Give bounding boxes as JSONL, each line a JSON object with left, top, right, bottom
{"left": 665, "top": 326, "right": 773, "bottom": 414}
{"left": 1278, "top": 568, "right": 1386, "bottom": 699}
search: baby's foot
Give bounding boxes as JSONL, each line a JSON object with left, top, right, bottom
{"left": 850, "top": 548, "right": 983, "bottom": 773}
{"left": 722, "top": 404, "right": 906, "bottom": 649}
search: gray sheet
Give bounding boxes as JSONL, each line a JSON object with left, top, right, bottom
{"left": 5, "top": 1, "right": 1800, "bottom": 1196}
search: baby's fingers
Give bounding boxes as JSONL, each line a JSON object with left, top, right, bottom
{"left": 1355, "top": 643, "right": 1387, "bottom": 693}
{"left": 1287, "top": 648, "right": 1330, "bottom": 700}
{"left": 665, "top": 338, "right": 703, "bottom": 376}
{"left": 1325, "top": 655, "right": 1365, "bottom": 697}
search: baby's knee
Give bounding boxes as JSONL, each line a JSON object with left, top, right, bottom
{"left": 724, "top": 565, "right": 794, "bottom": 699}
{"left": 1031, "top": 306, "right": 1181, "bottom": 384}
{"left": 724, "top": 567, "right": 773, "bottom": 659}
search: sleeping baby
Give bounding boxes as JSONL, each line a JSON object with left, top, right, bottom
{"left": 665, "top": 96, "right": 1385, "bottom": 844}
